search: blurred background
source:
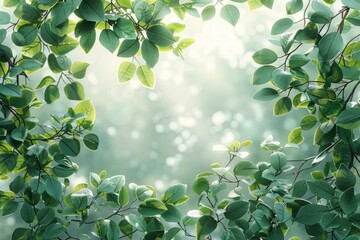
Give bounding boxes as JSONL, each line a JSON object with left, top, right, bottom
{"left": 1, "top": 2, "right": 319, "bottom": 238}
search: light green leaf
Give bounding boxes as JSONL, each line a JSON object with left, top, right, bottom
{"left": 201, "top": 5, "right": 216, "bottom": 21}
{"left": 253, "top": 65, "right": 276, "bottom": 85}
{"left": 342, "top": 0, "right": 360, "bottom": 10}
{"left": 273, "top": 69, "right": 292, "bottom": 91}
{"left": 74, "top": 99, "right": 96, "bottom": 123}
{"left": 69, "top": 61, "right": 89, "bottom": 79}
{"left": 271, "top": 18, "right": 293, "bottom": 35}
{"left": 252, "top": 48, "right": 277, "bottom": 64}
{"left": 118, "top": 61, "right": 136, "bottom": 83}
{"left": 137, "top": 65, "right": 155, "bottom": 88}
{"left": 220, "top": 4, "right": 240, "bottom": 26}
{"left": 0, "top": 11, "right": 10, "bottom": 25}
{"left": 233, "top": 161, "right": 258, "bottom": 176}
{"left": 286, "top": 0, "right": 303, "bottom": 14}
{"left": 288, "top": 127, "right": 304, "bottom": 144}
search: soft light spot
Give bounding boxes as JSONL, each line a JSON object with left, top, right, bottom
{"left": 107, "top": 127, "right": 117, "bottom": 137}
{"left": 212, "top": 111, "right": 227, "bottom": 126}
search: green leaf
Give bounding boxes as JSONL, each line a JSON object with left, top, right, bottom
{"left": 253, "top": 65, "right": 276, "bottom": 85}
{"left": 45, "top": 177, "right": 62, "bottom": 201}
{"left": 11, "top": 127, "right": 27, "bottom": 142}
{"left": 125, "top": 214, "right": 146, "bottom": 232}
{"left": 162, "top": 184, "right": 187, "bottom": 204}
{"left": 336, "top": 163, "right": 356, "bottom": 191}
{"left": 274, "top": 202, "right": 291, "bottom": 223}
{"left": 233, "top": 161, "right": 258, "bottom": 176}
{"left": 147, "top": 25, "right": 176, "bottom": 47}
{"left": 201, "top": 6, "right": 216, "bottom": 21}
{"left": 161, "top": 204, "right": 182, "bottom": 222}
{"left": 118, "top": 39, "right": 140, "bottom": 57}
{"left": 1, "top": 200, "right": 19, "bottom": 216}
{"left": 100, "top": 29, "right": 119, "bottom": 53}
{"left": 196, "top": 216, "right": 217, "bottom": 239}
{"left": 152, "top": 1, "right": 170, "bottom": 21}
{"left": 260, "top": 0, "right": 274, "bottom": 8}
{"left": 340, "top": 187, "right": 357, "bottom": 214}
{"left": 0, "top": 84, "right": 22, "bottom": 97}
{"left": 192, "top": 177, "right": 210, "bottom": 194}
{"left": 248, "top": 0, "right": 263, "bottom": 10}
{"left": 320, "top": 212, "right": 341, "bottom": 230}
{"left": 273, "top": 69, "right": 292, "bottom": 91}
{"left": 107, "top": 220, "right": 120, "bottom": 240}
{"left": 50, "top": 36, "right": 79, "bottom": 55}
{"left": 118, "top": 61, "right": 136, "bottom": 83}
{"left": 271, "top": 18, "right": 293, "bottom": 35}
{"left": 141, "top": 39, "right": 159, "bottom": 68}
{"left": 310, "top": 11, "right": 331, "bottom": 24}
{"left": 69, "top": 61, "right": 89, "bottom": 79}
{"left": 220, "top": 4, "right": 240, "bottom": 26}
{"left": 80, "top": 30, "right": 96, "bottom": 53}
{"left": 113, "top": 17, "right": 137, "bottom": 39}
{"left": 42, "top": 223, "right": 64, "bottom": 240}
{"left": 224, "top": 200, "right": 249, "bottom": 220}
{"left": 295, "top": 204, "right": 329, "bottom": 225}
{"left": 252, "top": 48, "right": 277, "bottom": 64}
{"left": 318, "top": 32, "right": 343, "bottom": 62}
{"left": 300, "top": 115, "right": 317, "bottom": 130}
{"left": 79, "top": 0, "right": 105, "bottom": 22}
{"left": 288, "top": 127, "right": 304, "bottom": 144}
{"left": 292, "top": 179, "right": 307, "bottom": 197}
{"left": 342, "top": 0, "right": 360, "bottom": 10}
{"left": 40, "top": 22, "right": 65, "bottom": 46}
{"left": 138, "top": 198, "right": 167, "bottom": 216}
{"left": 307, "top": 180, "right": 334, "bottom": 200}
{"left": 83, "top": 133, "right": 99, "bottom": 150}
{"left": 14, "top": 3, "right": 41, "bottom": 23}
{"left": 286, "top": 0, "right": 303, "bottom": 14}
{"left": 274, "top": 97, "right": 292, "bottom": 116}
{"left": 336, "top": 108, "right": 360, "bottom": 129}
{"left": 20, "top": 202, "right": 35, "bottom": 223}
{"left": 289, "top": 54, "right": 310, "bottom": 67}
{"left": 253, "top": 88, "right": 279, "bottom": 101}
{"left": 59, "top": 138, "right": 81, "bottom": 157}
{"left": 74, "top": 99, "right": 96, "bottom": 123}
{"left": 270, "top": 151, "right": 287, "bottom": 171}
{"left": 0, "top": 11, "right": 10, "bottom": 25}
{"left": 44, "top": 85, "right": 60, "bottom": 104}
{"left": 118, "top": 186, "right": 129, "bottom": 206}
{"left": 98, "top": 175, "right": 125, "bottom": 193}
{"left": 64, "top": 82, "right": 85, "bottom": 100}
{"left": 137, "top": 65, "right": 155, "bottom": 88}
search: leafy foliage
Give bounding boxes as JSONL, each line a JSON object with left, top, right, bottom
{"left": 0, "top": 0, "right": 360, "bottom": 239}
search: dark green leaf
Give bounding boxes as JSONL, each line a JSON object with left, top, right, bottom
{"left": 79, "top": 0, "right": 105, "bottom": 22}
{"left": 274, "top": 97, "right": 292, "bottom": 116}
{"left": 100, "top": 29, "right": 119, "bottom": 53}
{"left": 45, "top": 177, "right": 62, "bottom": 201}
{"left": 233, "top": 161, "right": 258, "bottom": 176}
{"left": 141, "top": 39, "right": 159, "bottom": 68}
{"left": 224, "top": 200, "right": 249, "bottom": 220}
{"left": 44, "top": 85, "right": 60, "bottom": 104}
{"left": 295, "top": 204, "right": 329, "bottom": 225}
{"left": 340, "top": 187, "right": 357, "bottom": 214}
{"left": 83, "top": 133, "right": 99, "bottom": 150}
{"left": 118, "top": 39, "right": 140, "bottom": 57}
{"left": 59, "top": 138, "right": 81, "bottom": 157}
{"left": 271, "top": 18, "right": 293, "bottom": 35}
{"left": 64, "top": 82, "right": 85, "bottom": 100}
{"left": 336, "top": 163, "right": 356, "bottom": 191}
{"left": 307, "top": 180, "right": 334, "bottom": 200}
{"left": 138, "top": 198, "right": 167, "bottom": 216}
{"left": 336, "top": 108, "right": 360, "bottom": 129}
{"left": 147, "top": 25, "right": 175, "bottom": 47}
{"left": 253, "top": 65, "right": 276, "bottom": 85}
